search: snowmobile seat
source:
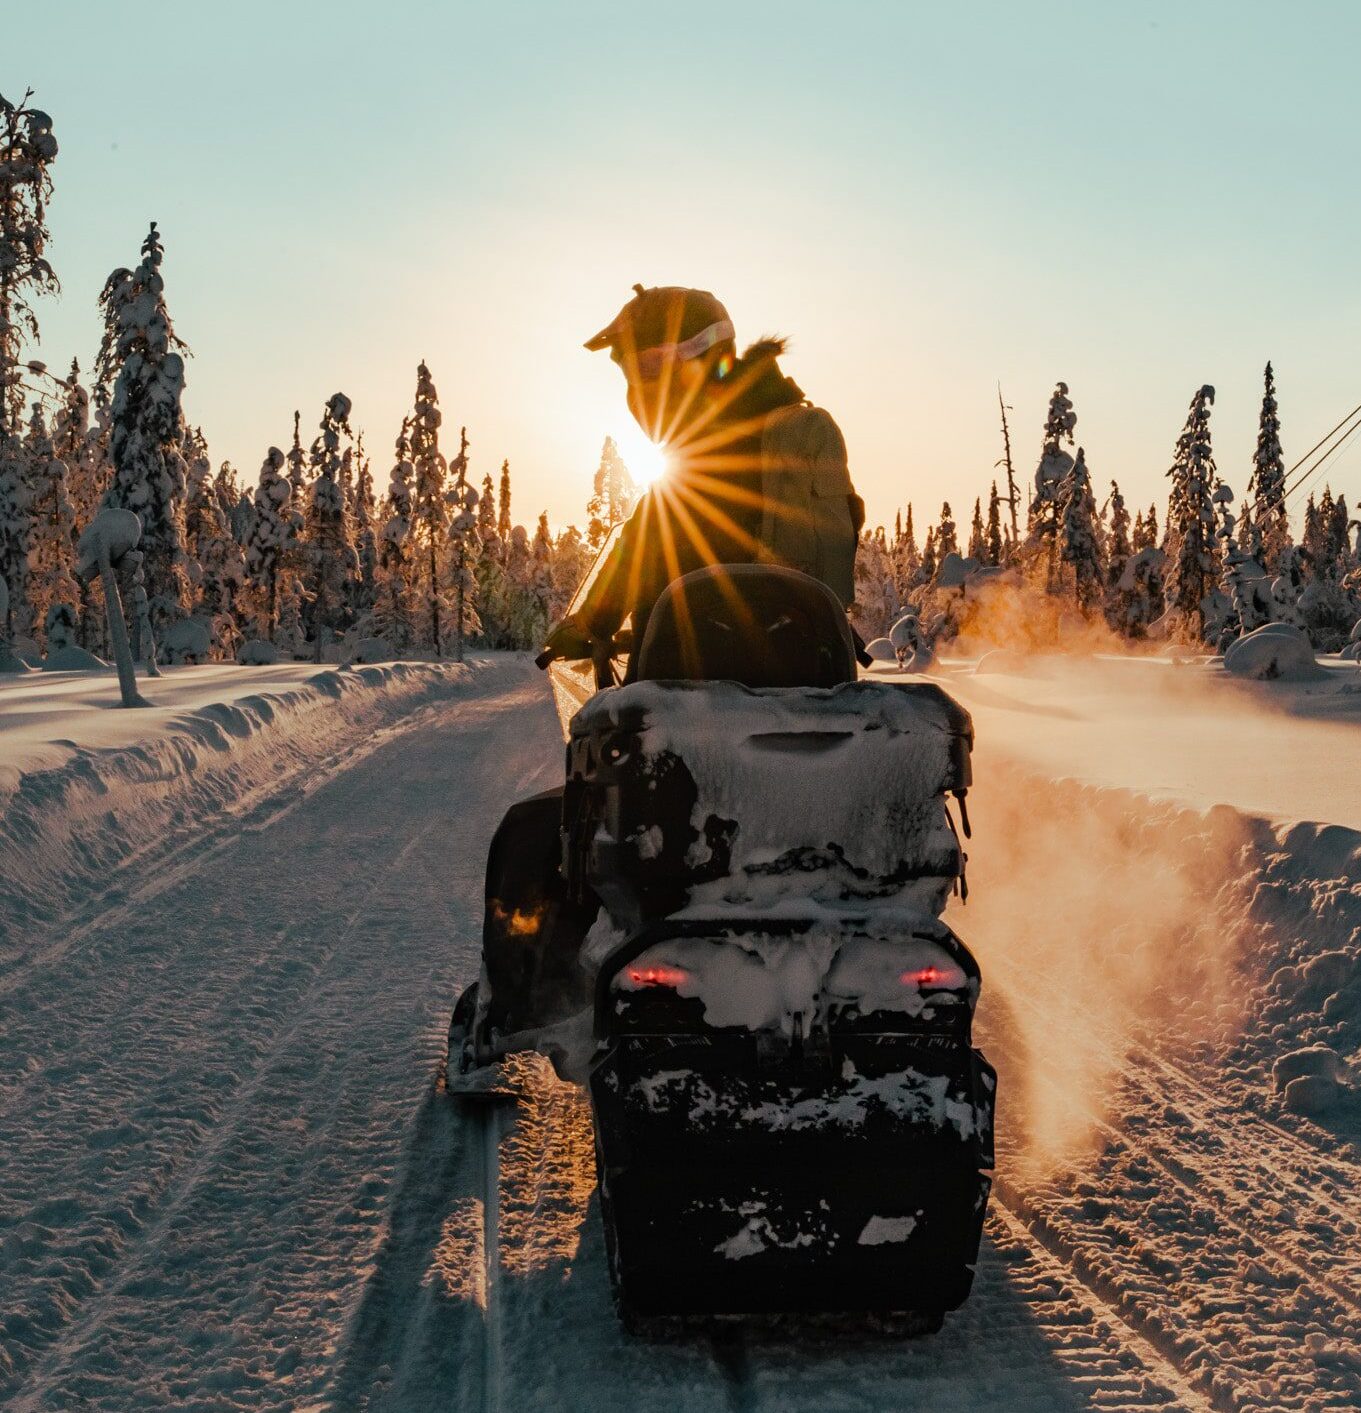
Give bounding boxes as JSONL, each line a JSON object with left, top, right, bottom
{"left": 634, "top": 564, "right": 857, "bottom": 689}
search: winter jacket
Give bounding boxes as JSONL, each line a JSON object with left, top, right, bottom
{"left": 574, "top": 345, "right": 861, "bottom": 652}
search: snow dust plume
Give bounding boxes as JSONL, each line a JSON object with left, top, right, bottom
{"left": 947, "top": 575, "right": 1150, "bottom": 659}
{"left": 950, "top": 756, "right": 1259, "bottom": 1173}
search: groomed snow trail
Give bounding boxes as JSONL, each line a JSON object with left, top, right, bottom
{"left": 3, "top": 658, "right": 1359, "bottom": 1409}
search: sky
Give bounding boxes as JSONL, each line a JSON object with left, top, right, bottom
{"left": 10, "top": 1, "right": 1361, "bottom": 537}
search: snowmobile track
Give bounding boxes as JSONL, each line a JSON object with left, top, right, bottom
{"left": 4, "top": 814, "right": 448, "bottom": 1407}
{"left": 990, "top": 1200, "right": 1217, "bottom": 1412}
{"left": 994, "top": 968, "right": 1361, "bottom": 1326}
{"left": 0, "top": 691, "right": 464, "bottom": 1007}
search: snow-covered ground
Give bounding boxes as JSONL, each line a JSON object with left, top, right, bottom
{"left": 2, "top": 653, "right": 1360, "bottom": 1410}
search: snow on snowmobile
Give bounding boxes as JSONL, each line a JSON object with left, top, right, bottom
{"left": 448, "top": 549, "right": 995, "bottom": 1328}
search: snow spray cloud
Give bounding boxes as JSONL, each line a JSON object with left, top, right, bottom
{"left": 949, "top": 757, "right": 1257, "bottom": 1173}
{"left": 944, "top": 573, "right": 1148, "bottom": 660}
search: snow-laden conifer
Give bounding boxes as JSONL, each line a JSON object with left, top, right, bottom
{"left": 1060, "top": 447, "right": 1104, "bottom": 612}
{"left": 1162, "top": 385, "right": 1220, "bottom": 640}
{"left": 24, "top": 399, "right": 78, "bottom": 646}
{"left": 967, "top": 498, "right": 985, "bottom": 561}
{"left": 587, "top": 436, "right": 636, "bottom": 549}
{"left": 409, "top": 362, "right": 449, "bottom": 652}
{"left": 244, "top": 446, "right": 298, "bottom": 638}
{"left": 96, "top": 222, "right": 191, "bottom": 655}
{"left": 1028, "top": 382, "right": 1076, "bottom": 557}
{"left": 935, "top": 502, "right": 958, "bottom": 559}
{"left": 302, "top": 392, "right": 358, "bottom": 659}
{"left": 375, "top": 419, "right": 416, "bottom": 652}
{"left": 985, "top": 483, "right": 1003, "bottom": 565}
{"left": 445, "top": 425, "right": 479, "bottom": 660}
{"left": 1248, "top": 362, "right": 1289, "bottom": 574}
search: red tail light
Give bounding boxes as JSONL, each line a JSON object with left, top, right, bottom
{"left": 901, "top": 964, "right": 964, "bottom": 988}
{"left": 626, "top": 964, "right": 689, "bottom": 988}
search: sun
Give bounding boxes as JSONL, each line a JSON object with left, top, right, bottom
{"left": 612, "top": 422, "right": 671, "bottom": 488}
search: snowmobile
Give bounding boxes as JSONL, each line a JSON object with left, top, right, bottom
{"left": 448, "top": 549, "right": 995, "bottom": 1328}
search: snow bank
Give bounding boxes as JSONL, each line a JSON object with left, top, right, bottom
{"left": 0, "top": 659, "right": 486, "bottom": 959}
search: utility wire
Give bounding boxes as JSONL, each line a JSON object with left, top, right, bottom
{"left": 1282, "top": 401, "right": 1361, "bottom": 500}
{"left": 1285, "top": 413, "right": 1361, "bottom": 505}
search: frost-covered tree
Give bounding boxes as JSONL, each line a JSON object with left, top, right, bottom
{"left": 967, "top": 497, "right": 986, "bottom": 561}
{"left": 24, "top": 400, "right": 78, "bottom": 646}
{"left": 352, "top": 436, "right": 378, "bottom": 623}
{"left": 1162, "top": 385, "right": 1220, "bottom": 639}
{"left": 919, "top": 526, "right": 937, "bottom": 586}
{"left": 935, "top": 502, "right": 959, "bottom": 559}
{"left": 301, "top": 392, "right": 358, "bottom": 658}
{"left": 497, "top": 458, "right": 512, "bottom": 547}
{"left": 1060, "top": 447, "right": 1104, "bottom": 612}
{"left": 243, "top": 446, "right": 298, "bottom": 638}
{"left": 1248, "top": 362, "right": 1289, "bottom": 574}
{"left": 0, "top": 92, "right": 59, "bottom": 638}
{"left": 375, "top": 419, "right": 416, "bottom": 651}
{"left": 852, "top": 527, "right": 900, "bottom": 640}
{"left": 1028, "top": 382, "right": 1076, "bottom": 560}
{"left": 985, "top": 483, "right": 1003, "bottom": 565}
{"left": 587, "top": 436, "right": 636, "bottom": 549}
{"left": 0, "top": 92, "right": 58, "bottom": 443}
{"left": 1103, "top": 480, "right": 1131, "bottom": 605}
{"left": 408, "top": 362, "right": 449, "bottom": 652}
{"left": 286, "top": 410, "right": 307, "bottom": 506}
{"left": 445, "top": 425, "right": 479, "bottom": 660}
{"left": 1214, "top": 484, "right": 1269, "bottom": 643}
{"left": 96, "top": 222, "right": 191, "bottom": 656}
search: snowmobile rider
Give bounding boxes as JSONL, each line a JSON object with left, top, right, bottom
{"left": 540, "top": 284, "right": 867, "bottom": 676}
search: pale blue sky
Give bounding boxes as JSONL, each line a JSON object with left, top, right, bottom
{"left": 10, "top": 1, "right": 1361, "bottom": 532}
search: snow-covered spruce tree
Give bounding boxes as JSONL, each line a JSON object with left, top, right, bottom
{"left": 935, "top": 503, "right": 959, "bottom": 559}
{"left": 444, "top": 425, "right": 479, "bottom": 661}
{"left": 1028, "top": 382, "right": 1076, "bottom": 575}
{"left": 532, "top": 511, "right": 554, "bottom": 615}
{"left": 1247, "top": 361, "right": 1289, "bottom": 574}
{"left": 24, "top": 400, "right": 78, "bottom": 647}
{"left": 472, "top": 468, "right": 510, "bottom": 646}
{"left": 1162, "top": 385, "right": 1220, "bottom": 641}
{"left": 351, "top": 435, "right": 378, "bottom": 626}
{"left": 967, "top": 498, "right": 985, "bottom": 561}
{"left": 985, "top": 483, "right": 1003, "bottom": 565}
{"left": 587, "top": 435, "right": 636, "bottom": 549}
{"left": 374, "top": 419, "right": 416, "bottom": 652}
{"left": 893, "top": 503, "right": 921, "bottom": 596}
{"left": 0, "top": 92, "right": 58, "bottom": 445}
{"left": 0, "top": 93, "right": 59, "bottom": 640}
{"left": 96, "top": 222, "right": 191, "bottom": 658}
{"left": 852, "top": 527, "right": 900, "bottom": 641}
{"left": 549, "top": 523, "right": 592, "bottom": 623}
{"left": 184, "top": 438, "right": 245, "bottom": 651}
{"left": 408, "top": 362, "right": 450, "bottom": 653}
{"left": 286, "top": 410, "right": 307, "bottom": 506}
{"left": 1103, "top": 480, "right": 1131, "bottom": 612}
{"left": 243, "top": 446, "right": 297, "bottom": 639}
{"left": 919, "top": 527, "right": 937, "bottom": 586}
{"left": 1214, "top": 484, "right": 1268, "bottom": 644}
{"left": 301, "top": 392, "right": 358, "bottom": 659}
{"left": 1059, "top": 447, "right": 1104, "bottom": 613}
{"left": 497, "top": 458, "right": 512, "bottom": 550}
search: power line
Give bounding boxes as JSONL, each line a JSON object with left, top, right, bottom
{"left": 1282, "top": 400, "right": 1361, "bottom": 500}
{"left": 1285, "top": 412, "right": 1361, "bottom": 505}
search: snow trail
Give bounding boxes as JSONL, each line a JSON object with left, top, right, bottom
{"left": 5, "top": 658, "right": 1361, "bottom": 1409}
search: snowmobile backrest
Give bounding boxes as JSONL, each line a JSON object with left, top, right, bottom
{"left": 635, "top": 564, "right": 857, "bottom": 689}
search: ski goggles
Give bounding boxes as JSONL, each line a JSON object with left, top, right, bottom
{"left": 613, "top": 319, "right": 735, "bottom": 380}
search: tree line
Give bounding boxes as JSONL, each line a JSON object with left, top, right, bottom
{"left": 0, "top": 90, "right": 636, "bottom": 666}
